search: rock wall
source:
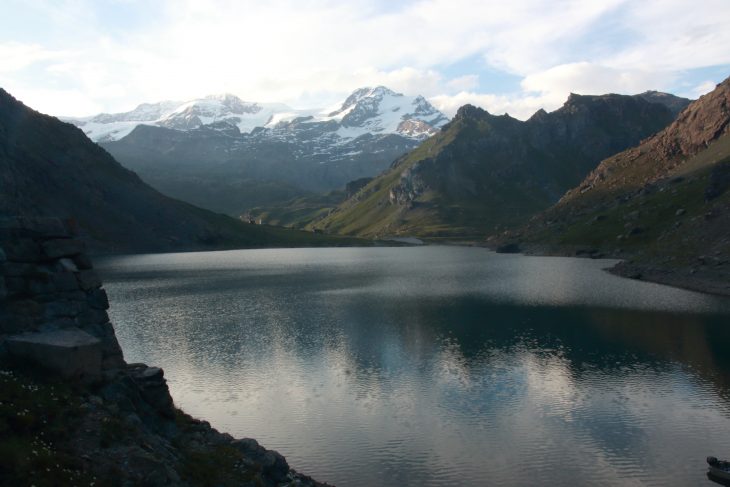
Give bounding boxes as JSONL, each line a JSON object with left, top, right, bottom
{"left": 0, "top": 217, "right": 124, "bottom": 381}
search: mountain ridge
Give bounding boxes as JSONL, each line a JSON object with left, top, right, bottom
{"left": 97, "top": 87, "right": 449, "bottom": 215}
{"left": 492, "top": 77, "right": 730, "bottom": 295}
{"left": 66, "top": 86, "right": 448, "bottom": 143}
{"left": 312, "top": 91, "right": 687, "bottom": 238}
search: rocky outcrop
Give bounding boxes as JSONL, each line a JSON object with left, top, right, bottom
{"left": 0, "top": 216, "right": 124, "bottom": 375}
{"left": 0, "top": 216, "right": 331, "bottom": 486}
{"left": 345, "top": 177, "right": 373, "bottom": 198}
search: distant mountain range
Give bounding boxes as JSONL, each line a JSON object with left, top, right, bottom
{"left": 68, "top": 87, "right": 448, "bottom": 143}
{"left": 493, "top": 77, "right": 730, "bottom": 295}
{"left": 0, "top": 88, "right": 363, "bottom": 252}
{"left": 312, "top": 91, "right": 690, "bottom": 238}
{"left": 65, "top": 87, "right": 448, "bottom": 215}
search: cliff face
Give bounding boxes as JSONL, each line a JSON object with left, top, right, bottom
{"left": 315, "top": 92, "right": 684, "bottom": 238}
{"left": 565, "top": 77, "right": 730, "bottom": 199}
{"left": 0, "top": 217, "right": 330, "bottom": 486}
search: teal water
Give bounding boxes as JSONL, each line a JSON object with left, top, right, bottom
{"left": 97, "top": 246, "right": 730, "bottom": 486}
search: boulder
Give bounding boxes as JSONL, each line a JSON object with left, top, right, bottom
{"left": 57, "top": 257, "right": 79, "bottom": 272}
{"left": 5, "top": 328, "right": 102, "bottom": 384}
{"left": 76, "top": 270, "right": 102, "bottom": 291}
{"left": 128, "top": 364, "right": 175, "bottom": 417}
{"left": 230, "top": 438, "right": 290, "bottom": 482}
{"left": 496, "top": 242, "right": 521, "bottom": 254}
{"left": 71, "top": 253, "right": 93, "bottom": 270}
{"left": 41, "top": 238, "right": 86, "bottom": 259}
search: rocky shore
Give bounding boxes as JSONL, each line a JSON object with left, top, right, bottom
{"left": 488, "top": 240, "right": 730, "bottom": 298}
{"left": 0, "top": 216, "right": 331, "bottom": 486}
{"left": 608, "top": 259, "right": 730, "bottom": 297}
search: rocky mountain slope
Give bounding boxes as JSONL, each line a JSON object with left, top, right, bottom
{"left": 314, "top": 92, "right": 686, "bottom": 238}
{"left": 0, "top": 88, "right": 364, "bottom": 253}
{"left": 82, "top": 87, "right": 448, "bottom": 215}
{"left": 493, "top": 77, "right": 730, "bottom": 295}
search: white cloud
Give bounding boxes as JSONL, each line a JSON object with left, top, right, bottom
{"left": 514, "top": 62, "right": 673, "bottom": 115}
{"left": 2, "top": 86, "right": 105, "bottom": 116}
{"left": 0, "top": 42, "right": 67, "bottom": 73}
{"left": 431, "top": 91, "right": 553, "bottom": 120}
{"left": 689, "top": 80, "right": 719, "bottom": 99}
{"left": 1, "top": 0, "right": 729, "bottom": 116}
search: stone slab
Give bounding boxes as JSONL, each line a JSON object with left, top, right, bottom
{"left": 5, "top": 328, "right": 102, "bottom": 383}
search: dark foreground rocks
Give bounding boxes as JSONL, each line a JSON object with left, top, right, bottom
{"left": 0, "top": 217, "right": 332, "bottom": 486}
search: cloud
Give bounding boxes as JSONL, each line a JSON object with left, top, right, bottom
{"left": 690, "top": 80, "right": 720, "bottom": 99}
{"left": 431, "top": 91, "right": 553, "bottom": 120}
{"left": 1, "top": 0, "right": 729, "bottom": 116}
{"left": 516, "top": 62, "right": 673, "bottom": 113}
{"left": 0, "top": 42, "right": 67, "bottom": 73}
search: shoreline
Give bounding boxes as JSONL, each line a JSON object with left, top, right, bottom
{"left": 100, "top": 236, "right": 730, "bottom": 298}
{"left": 482, "top": 241, "right": 730, "bottom": 298}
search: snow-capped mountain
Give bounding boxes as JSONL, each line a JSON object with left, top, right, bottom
{"left": 320, "top": 86, "right": 448, "bottom": 139}
{"left": 67, "top": 86, "right": 447, "bottom": 143}
{"left": 78, "top": 87, "right": 449, "bottom": 216}
{"left": 67, "top": 95, "right": 302, "bottom": 142}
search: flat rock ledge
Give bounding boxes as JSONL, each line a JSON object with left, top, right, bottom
{"left": 6, "top": 328, "right": 102, "bottom": 383}
{"left": 0, "top": 217, "right": 332, "bottom": 486}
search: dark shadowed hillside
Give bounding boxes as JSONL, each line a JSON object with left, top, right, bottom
{"left": 0, "top": 88, "right": 363, "bottom": 253}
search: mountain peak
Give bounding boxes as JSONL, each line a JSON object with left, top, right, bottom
{"left": 204, "top": 93, "right": 243, "bottom": 101}
{"left": 454, "top": 104, "right": 489, "bottom": 120}
{"left": 336, "top": 86, "right": 401, "bottom": 114}
{"left": 528, "top": 108, "right": 549, "bottom": 122}
{"left": 356, "top": 86, "right": 399, "bottom": 98}
{"left": 633, "top": 90, "right": 692, "bottom": 116}
{"left": 66, "top": 87, "right": 446, "bottom": 143}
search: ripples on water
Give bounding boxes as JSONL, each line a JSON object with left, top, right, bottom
{"left": 96, "top": 247, "right": 730, "bottom": 486}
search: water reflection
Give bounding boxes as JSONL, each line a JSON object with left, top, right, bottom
{"left": 97, "top": 247, "right": 730, "bottom": 486}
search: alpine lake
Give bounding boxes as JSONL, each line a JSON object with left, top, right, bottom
{"left": 96, "top": 246, "right": 730, "bottom": 487}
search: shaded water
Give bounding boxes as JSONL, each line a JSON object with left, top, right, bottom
{"left": 97, "top": 247, "right": 730, "bottom": 486}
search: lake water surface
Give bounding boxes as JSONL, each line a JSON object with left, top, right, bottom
{"left": 96, "top": 246, "right": 730, "bottom": 486}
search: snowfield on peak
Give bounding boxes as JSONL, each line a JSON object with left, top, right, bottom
{"left": 67, "top": 95, "right": 301, "bottom": 142}
{"left": 94, "top": 87, "right": 453, "bottom": 213}
{"left": 65, "top": 87, "right": 449, "bottom": 143}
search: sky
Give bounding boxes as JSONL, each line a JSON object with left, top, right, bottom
{"left": 1, "top": 0, "right": 730, "bottom": 119}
